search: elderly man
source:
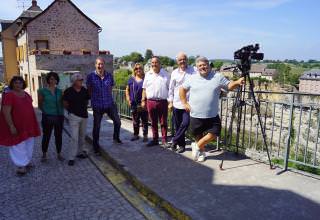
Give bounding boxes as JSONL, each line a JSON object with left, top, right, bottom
{"left": 87, "top": 57, "right": 122, "bottom": 155}
{"left": 168, "top": 52, "right": 195, "bottom": 153}
{"left": 180, "top": 56, "right": 244, "bottom": 162}
{"left": 63, "top": 73, "right": 90, "bottom": 166}
{"left": 142, "top": 56, "right": 170, "bottom": 147}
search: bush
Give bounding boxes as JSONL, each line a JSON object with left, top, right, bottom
{"left": 0, "top": 82, "right": 5, "bottom": 93}
{"left": 114, "top": 69, "right": 132, "bottom": 89}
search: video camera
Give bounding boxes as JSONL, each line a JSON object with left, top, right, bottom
{"left": 233, "top": 44, "right": 264, "bottom": 74}
{"left": 234, "top": 44, "right": 264, "bottom": 61}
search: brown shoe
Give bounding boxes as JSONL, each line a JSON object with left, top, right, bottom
{"left": 26, "top": 163, "right": 34, "bottom": 170}
{"left": 16, "top": 167, "right": 27, "bottom": 176}
{"left": 57, "top": 154, "right": 65, "bottom": 161}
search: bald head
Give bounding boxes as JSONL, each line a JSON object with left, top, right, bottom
{"left": 176, "top": 52, "right": 188, "bottom": 70}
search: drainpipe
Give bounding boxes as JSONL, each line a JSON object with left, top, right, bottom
{"left": 25, "top": 26, "right": 32, "bottom": 95}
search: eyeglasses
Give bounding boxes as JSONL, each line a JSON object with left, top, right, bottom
{"left": 134, "top": 68, "right": 142, "bottom": 71}
{"left": 77, "top": 79, "right": 84, "bottom": 81}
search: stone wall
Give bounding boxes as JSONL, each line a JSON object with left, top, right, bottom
{"left": 26, "top": 0, "right": 99, "bottom": 54}
{"left": 33, "top": 54, "right": 113, "bottom": 74}
{"left": 299, "top": 79, "right": 320, "bottom": 94}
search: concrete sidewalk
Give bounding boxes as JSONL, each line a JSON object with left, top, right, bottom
{"left": 86, "top": 112, "right": 320, "bottom": 220}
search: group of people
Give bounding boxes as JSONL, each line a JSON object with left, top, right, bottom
{"left": 125, "top": 53, "right": 243, "bottom": 162}
{"left": 0, "top": 54, "right": 243, "bottom": 175}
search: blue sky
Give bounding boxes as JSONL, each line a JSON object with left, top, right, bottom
{"left": 1, "top": 0, "right": 319, "bottom": 60}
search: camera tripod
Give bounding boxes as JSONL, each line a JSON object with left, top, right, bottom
{"left": 219, "top": 65, "right": 274, "bottom": 170}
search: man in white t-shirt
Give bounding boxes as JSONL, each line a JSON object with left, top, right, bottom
{"left": 168, "top": 52, "right": 195, "bottom": 153}
{"left": 180, "top": 56, "right": 244, "bottom": 162}
{"left": 142, "top": 57, "right": 170, "bottom": 147}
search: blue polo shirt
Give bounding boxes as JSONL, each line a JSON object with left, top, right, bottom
{"left": 86, "top": 71, "right": 114, "bottom": 109}
{"left": 182, "top": 71, "right": 230, "bottom": 118}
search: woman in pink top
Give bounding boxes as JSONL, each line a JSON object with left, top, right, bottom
{"left": 0, "top": 76, "right": 40, "bottom": 175}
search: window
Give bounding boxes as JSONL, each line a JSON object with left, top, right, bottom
{"left": 34, "top": 40, "right": 49, "bottom": 50}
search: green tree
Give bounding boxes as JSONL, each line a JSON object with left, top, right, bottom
{"left": 188, "top": 56, "right": 196, "bottom": 66}
{"left": 121, "top": 52, "right": 144, "bottom": 63}
{"left": 212, "top": 60, "right": 224, "bottom": 70}
{"left": 159, "top": 56, "right": 175, "bottom": 67}
{"left": 144, "top": 49, "right": 153, "bottom": 63}
{"left": 113, "top": 69, "right": 132, "bottom": 88}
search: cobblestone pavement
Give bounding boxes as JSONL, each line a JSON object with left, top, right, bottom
{"left": 0, "top": 130, "right": 145, "bottom": 220}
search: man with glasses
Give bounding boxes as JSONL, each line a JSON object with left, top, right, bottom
{"left": 87, "top": 57, "right": 122, "bottom": 156}
{"left": 168, "top": 52, "right": 195, "bottom": 153}
{"left": 63, "top": 73, "right": 90, "bottom": 166}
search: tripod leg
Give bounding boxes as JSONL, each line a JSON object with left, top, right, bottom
{"left": 220, "top": 86, "right": 242, "bottom": 170}
{"left": 235, "top": 83, "right": 246, "bottom": 154}
{"left": 247, "top": 76, "right": 274, "bottom": 169}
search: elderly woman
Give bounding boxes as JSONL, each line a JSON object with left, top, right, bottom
{"left": 125, "top": 63, "right": 148, "bottom": 142}
{"left": 63, "top": 73, "right": 90, "bottom": 166}
{"left": 0, "top": 76, "right": 40, "bottom": 175}
{"left": 38, "top": 72, "right": 64, "bottom": 162}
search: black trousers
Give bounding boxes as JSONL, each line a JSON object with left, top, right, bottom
{"left": 92, "top": 103, "right": 121, "bottom": 151}
{"left": 132, "top": 108, "right": 148, "bottom": 136}
{"left": 41, "top": 114, "right": 64, "bottom": 154}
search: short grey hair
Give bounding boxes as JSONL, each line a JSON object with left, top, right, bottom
{"left": 71, "top": 73, "right": 84, "bottom": 83}
{"left": 176, "top": 52, "right": 187, "bottom": 60}
{"left": 195, "top": 56, "right": 209, "bottom": 65}
{"left": 95, "top": 56, "right": 105, "bottom": 64}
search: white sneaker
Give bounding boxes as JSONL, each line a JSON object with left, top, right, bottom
{"left": 191, "top": 142, "right": 200, "bottom": 161}
{"left": 197, "top": 152, "right": 206, "bottom": 162}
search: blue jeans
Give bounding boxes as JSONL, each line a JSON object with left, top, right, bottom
{"left": 172, "top": 108, "right": 190, "bottom": 147}
{"left": 92, "top": 103, "right": 121, "bottom": 151}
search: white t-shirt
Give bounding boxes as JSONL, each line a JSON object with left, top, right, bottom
{"left": 142, "top": 68, "right": 170, "bottom": 100}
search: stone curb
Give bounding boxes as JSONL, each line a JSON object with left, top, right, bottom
{"left": 85, "top": 135, "right": 191, "bottom": 220}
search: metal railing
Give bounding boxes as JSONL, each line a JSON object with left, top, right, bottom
{"left": 113, "top": 88, "right": 320, "bottom": 171}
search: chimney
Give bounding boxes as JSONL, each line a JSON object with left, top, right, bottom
{"left": 32, "top": 0, "right": 37, "bottom": 7}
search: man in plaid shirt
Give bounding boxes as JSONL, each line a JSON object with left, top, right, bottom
{"left": 87, "top": 57, "right": 122, "bottom": 155}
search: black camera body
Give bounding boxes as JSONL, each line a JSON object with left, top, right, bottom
{"left": 234, "top": 44, "right": 264, "bottom": 61}
{"left": 234, "top": 43, "right": 264, "bottom": 76}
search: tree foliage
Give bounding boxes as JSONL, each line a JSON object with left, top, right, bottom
{"left": 113, "top": 69, "right": 132, "bottom": 88}
{"left": 212, "top": 60, "right": 224, "bottom": 70}
{"left": 144, "top": 49, "right": 154, "bottom": 63}
{"left": 158, "top": 56, "right": 175, "bottom": 67}
{"left": 267, "top": 63, "right": 300, "bottom": 85}
{"left": 121, "top": 52, "right": 144, "bottom": 63}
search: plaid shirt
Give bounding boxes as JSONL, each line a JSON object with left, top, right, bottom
{"left": 86, "top": 71, "right": 114, "bottom": 109}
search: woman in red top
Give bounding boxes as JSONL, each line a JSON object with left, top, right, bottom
{"left": 0, "top": 76, "right": 40, "bottom": 175}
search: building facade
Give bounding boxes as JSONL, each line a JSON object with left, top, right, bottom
{"left": 1, "top": 0, "right": 112, "bottom": 105}
{"left": 299, "top": 69, "right": 320, "bottom": 94}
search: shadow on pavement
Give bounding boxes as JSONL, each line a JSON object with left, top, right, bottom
{"left": 88, "top": 118, "right": 320, "bottom": 220}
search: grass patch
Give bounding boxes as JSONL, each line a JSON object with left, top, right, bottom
{"left": 272, "top": 158, "right": 320, "bottom": 175}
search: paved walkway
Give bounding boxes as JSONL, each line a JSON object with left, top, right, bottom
{"left": 0, "top": 114, "right": 145, "bottom": 220}
{"left": 86, "top": 112, "right": 320, "bottom": 220}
